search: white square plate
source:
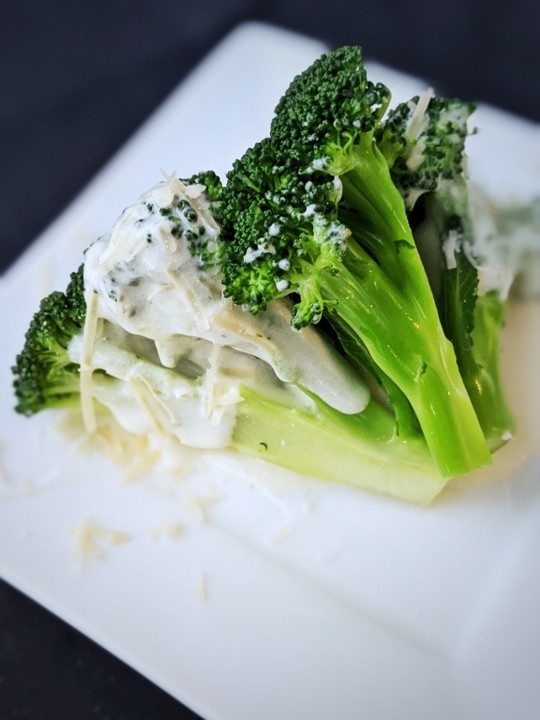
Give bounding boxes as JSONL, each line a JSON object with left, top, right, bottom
{"left": 1, "top": 22, "right": 540, "bottom": 720}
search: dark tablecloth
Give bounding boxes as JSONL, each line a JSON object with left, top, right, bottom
{"left": 1, "top": 1, "right": 538, "bottom": 717}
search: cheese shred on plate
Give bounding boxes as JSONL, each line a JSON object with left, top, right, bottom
{"left": 80, "top": 290, "right": 100, "bottom": 434}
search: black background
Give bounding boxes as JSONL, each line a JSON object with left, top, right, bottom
{"left": 1, "top": 1, "right": 538, "bottom": 717}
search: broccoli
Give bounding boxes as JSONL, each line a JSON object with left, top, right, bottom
{"left": 378, "top": 92, "right": 514, "bottom": 449}
{"left": 14, "top": 175, "right": 449, "bottom": 504}
{"left": 14, "top": 47, "right": 523, "bottom": 503}
{"left": 233, "top": 386, "right": 445, "bottom": 505}
{"left": 66, "top": 319, "right": 446, "bottom": 505}
{"left": 218, "top": 46, "right": 491, "bottom": 477}
{"left": 13, "top": 265, "right": 86, "bottom": 415}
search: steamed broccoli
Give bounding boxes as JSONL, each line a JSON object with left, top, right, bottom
{"left": 378, "top": 92, "right": 514, "bottom": 449}
{"left": 233, "top": 386, "right": 445, "bottom": 505}
{"left": 12, "top": 266, "right": 86, "bottom": 415}
{"left": 13, "top": 47, "right": 522, "bottom": 503}
{"left": 13, "top": 175, "right": 447, "bottom": 504}
{"left": 219, "top": 46, "right": 491, "bottom": 477}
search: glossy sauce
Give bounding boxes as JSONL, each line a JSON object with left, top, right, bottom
{"left": 80, "top": 178, "right": 369, "bottom": 448}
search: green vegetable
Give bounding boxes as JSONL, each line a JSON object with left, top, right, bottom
{"left": 12, "top": 175, "right": 446, "bottom": 504}
{"left": 219, "top": 46, "right": 491, "bottom": 477}
{"left": 12, "top": 266, "right": 86, "bottom": 415}
{"left": 234, "top": 386, "right": 445, "bottom": 505}
{"left": 379, "top": 93, "right": 514, "bottom": 449}
{"left": 13, "top": 46, "right": 521, "bottom": 503}
{"left": 80, "top": 324, "right": 446, "bottom": 505}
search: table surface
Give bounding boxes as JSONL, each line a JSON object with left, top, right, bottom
{"left": 1, "top": 2, "right": 539, "bottom": 718}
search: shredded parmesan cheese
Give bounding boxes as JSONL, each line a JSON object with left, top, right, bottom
{"left": 121, "top": 446, "right": 160, "bottom": 484}
{"left": 57, "top": 408, "right": 160, "bottom": 480}
{"left": 149, "top": 520, "right": 183, "bottom": 539}
{"left": 405, "top": 87, "right": 434, "bottom": 143}
{"left": 70, "top": 519, "right": 132, "bottom": 562}
{"left": 181, "top": 488, "right": 224, "bottom": 524}
{"left": 182, "top": 492, "right": 207, "bottom": 524}
{"left": 156, "top": 169, "right": 187, "bottom": 206}
{"left": 80, "top": 290, "right": 100, "bottom": 434}
{"left": 197, "top": 571, "right": 208, "bottom": 601}
{"left": 202, "top": 345, "right": 221, "bottom": 419}
{"left": 127, "top": 374, "right": 175, "bottom": 438}
{"left": 266, "top": 522, "right": 294, "bottom": 546}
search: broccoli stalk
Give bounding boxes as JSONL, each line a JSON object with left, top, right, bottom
{"left": 78, "top": 333, "right": 447, "bottom": 505}
{"left": 444, "top": 281, "right": 513, "bottom": 450}
{"left": 12, "top": 266, "right": 86, "bottom": 415}
{"left": 219, "top": 46, "right": 491, "bottom": 477}
{"left": 379, "top": 93, "right": 514, "bottom": 449}
{"left": 69, "top": 326, "right": 448, "bottom": 505}
{"left": 75, "top": 326, "right": 447, "bottom": 504}
{"left": 233, "top": 385, "right": 446, "bottom": 505}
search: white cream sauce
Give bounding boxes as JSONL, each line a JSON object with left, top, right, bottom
{"left": 81, "top": 177, "right": 368, "bottom": 448}
{"left": 69, "top": 322, "right": 313, "bottom": 449}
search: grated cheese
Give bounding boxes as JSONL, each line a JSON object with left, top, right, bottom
{"left": 265, "top": 522, "right": 294, "bottom": 546}
{"left": 57, "top": 407, "right": 160, "bottom": 481}
{"left": 80, "top": 290, "right": 100, "bottom": 434}
{"left": 405, "top": 87, "right": 434, "bottom": 143}
{"left": 196, "top": 571, "right": 208, "bottom": 601}
{"left": 70, "top": 519, "right": 132, "bottom": 562}
{"left": 202, "top": 345, "right": 221, "bottom": 419}
{"left": 181, "top": 488, "right": 225, "bottom": 524}
{"left": 149, "top": 520, "right": 183, "bottom": 540}
{"left": 182, "top": 492, "right": 207, "bottom": 524}
{"left": 155, "top": 169, "right": 186, "bottom": 207}
{"left": 127, "top": 374, "right": 175, "bottom": 438}
{"left": 442, "top": 228, "right": 460, "bottom": 270}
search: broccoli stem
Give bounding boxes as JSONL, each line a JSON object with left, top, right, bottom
{"left": 470, "top": 295, "right": 514, "bottom": 449}
{"left": 422, "top": 190, "right": 514, "bottom": 452}
{"left": 442, "top": 274, "right": 514, "bottom": 451}
{"left": 322, "top": 141, "right": 490, "bottom": 474}
{"left": 316, "top": 246, "right": 491, "bottom": 477}
{"left": 337, "top": 137, "right": 420, "bottom": 285}
{"left": 329, "top": 315, "right": 419, "bottom": 438}
{"left": 233, "top": 385, "right": 448, "bottom": 505}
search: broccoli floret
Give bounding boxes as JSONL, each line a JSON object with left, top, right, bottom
{"left": 13, "top": 265, "right": 86, "bottom": 415}
{"left": 183, "top": 169, "right": 223, "bottom": 203}
{"left": 378, "top": 94, "right": 475, "bottom": 210}
{"left": 379, "top": 93, "right": 514, "bottom": 449}
{"left": 219, "top": 46, "right": 491, "bottom": 477}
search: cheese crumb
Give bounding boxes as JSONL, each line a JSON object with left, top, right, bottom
{"left": 70, "top": 520, "right": 132, "bottom": 562}
{"left": 149, "top": 520, "right": 183, "bottom": 539}
{"left": 197, "top": 571, "right": 208, "bottom": 601}
{"left": 80, "top": 290, "right": 100, "bottom": 434}
{"left": 266, "top": 522, "right": 294, "bottom": 546}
